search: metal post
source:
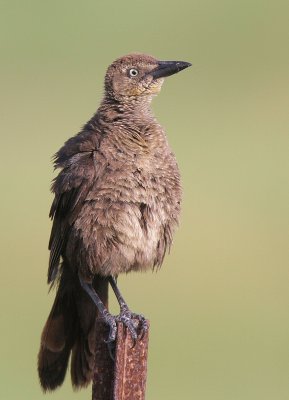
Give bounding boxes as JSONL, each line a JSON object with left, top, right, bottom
{"left": 92, "top": 319, "right": 149, "bottom": 400}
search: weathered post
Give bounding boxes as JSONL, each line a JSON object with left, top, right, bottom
{"left": 92, "top": 320, "right": 149, "bottom": 400}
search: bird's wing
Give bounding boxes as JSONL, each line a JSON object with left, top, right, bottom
{"left": 48, "top": 151, "right": 96, "bottom": 284}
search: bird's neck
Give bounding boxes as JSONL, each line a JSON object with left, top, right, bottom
{"left": 97, "top": 95, "right": 155, "bottom": 124}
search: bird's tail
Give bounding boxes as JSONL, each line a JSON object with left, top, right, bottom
{"left": 38, "top": 267, "right": 108, "bottom": 391}
{"left": 70, "top": 275, "right": 108, "bottom": 389}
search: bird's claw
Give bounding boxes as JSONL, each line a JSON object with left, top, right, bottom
{"left": 103, "top": 309, "right": 147, "bottom": 356}
{"left": 103, "top": 313, "right": 118, "bottom": 343}
{"left": 132, "top": 313, "right": 148, "bottom": 339}
{"left": 117, "top": 308, "right": 148, "bottom": 346}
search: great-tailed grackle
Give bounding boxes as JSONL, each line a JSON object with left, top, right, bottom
{"left": 38, "top": 53, "right": 191, "bottom": 391}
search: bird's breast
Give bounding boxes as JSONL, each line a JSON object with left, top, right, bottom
{"left": 69, "top": 126, "right": 181, "bottom": 276}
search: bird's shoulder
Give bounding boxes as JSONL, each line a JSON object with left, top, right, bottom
{"left": 54, "top": 128, "right": 102, "bottom": 169}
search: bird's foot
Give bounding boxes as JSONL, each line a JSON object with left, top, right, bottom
{"left": 117, "top": 307, "right": 148, "bottom": 344}
{"left": 101, "top": 312, "right": 117, "bottom": 360}
{"left": 103, "top": 308, "right": 148, "bottom": 359}
{"left": 103, "top": 312, "right": 118, "bottom": 343}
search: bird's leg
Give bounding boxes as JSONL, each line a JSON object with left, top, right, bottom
{"left": 79, "top": 276, "right": 117, "bottom": 344}
{"left": 108, "top": 276, "right": 148, "bottom": 341}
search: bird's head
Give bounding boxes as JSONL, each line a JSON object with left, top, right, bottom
{"left": 104, "top": 53, "right": 191, "bottom": 101}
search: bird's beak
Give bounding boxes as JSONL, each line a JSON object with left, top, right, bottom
{"left": 150, "top": 60, "right": 192, "bottom": 80}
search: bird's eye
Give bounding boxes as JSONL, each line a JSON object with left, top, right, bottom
{"left": 129, "top": 68, "right": 139, "bottom": 77}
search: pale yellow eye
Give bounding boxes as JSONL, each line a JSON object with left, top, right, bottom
{"left": 129, "top": 68, "right": 139, "bottom": 77}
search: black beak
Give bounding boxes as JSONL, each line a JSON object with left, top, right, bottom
{"left": 150, "top": 60, "right": 192, "bottom": 79}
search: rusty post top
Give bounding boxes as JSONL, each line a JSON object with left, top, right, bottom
{"left": 92, "top": 319, "right": 150, "bottom": 400}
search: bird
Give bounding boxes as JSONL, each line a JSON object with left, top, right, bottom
{"left": 38, "top": 53, "right": 191, "bottom": 392}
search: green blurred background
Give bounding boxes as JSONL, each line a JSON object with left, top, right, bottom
{"left": 1, "top": 0, "right": 289, "bottom": 399}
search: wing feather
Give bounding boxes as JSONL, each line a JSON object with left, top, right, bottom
{"left": 47, "top": 152, "right": 96, "bottom": 284}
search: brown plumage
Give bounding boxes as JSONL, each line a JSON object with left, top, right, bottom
{"left": 38, "top": 53, "right": 191, "bottom": 391}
